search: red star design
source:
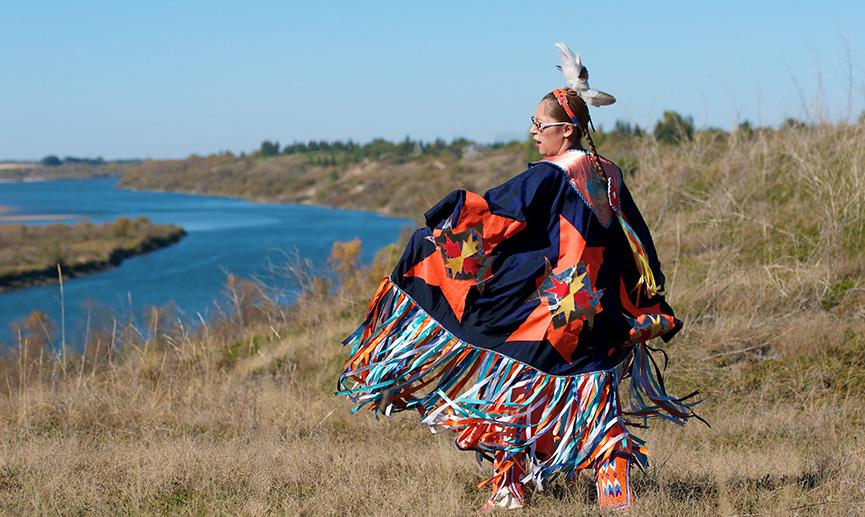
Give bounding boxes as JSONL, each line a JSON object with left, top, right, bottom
{"left": 441, "top": 234, "right": 461, "bottom": 258}
{"left": 462, "top": 256, "right": 480, "bottom": 275}
{"left": 573, "top": 290, "right": 591, "bottom": 309}
{"left": 403, "top": 191, "right": 526, "bottom": 322}
{"left": 545, "top": 276, "right": 570, "bottom": 299}
{"left": 505, "top": 215, "right": 605, "bottom": 363}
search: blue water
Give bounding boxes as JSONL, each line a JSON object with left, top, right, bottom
{"left": 0, "top": 178, "right": 411, "bottom": 346}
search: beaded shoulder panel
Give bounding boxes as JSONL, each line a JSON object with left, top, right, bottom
{"left": 535, "top": 150, "right": 623, "bottom": 228}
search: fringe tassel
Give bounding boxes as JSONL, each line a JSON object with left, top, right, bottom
{"left": 625, "top": 344, "right": 705, "bottom": 427}
{"left": 614, "top": 212, "right": 665, "bottom": 298}
{"left": 338, "top": 276, "right": 698, "bottom": 489}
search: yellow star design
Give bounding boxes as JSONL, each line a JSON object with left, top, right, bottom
{"left": 445, "top": 255, "right": 465, "bottom": 276}
{"left": 443, "top": 232, "right": 482, "bottom": 277}
{"left": 557, "top": 292, "right": 575, "bottom": 318}
{"left": 461, "top": 232, "right": 479, "bottom": 257}
{"left": 552, "top": 271, "right": 587, "bottom": 320}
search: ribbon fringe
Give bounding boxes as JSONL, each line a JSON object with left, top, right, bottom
{"left": 615, "top": 212, "right": 665, "bottom": 298}
{"left": 338, "top": 276, "right": 698, "bottom": 487}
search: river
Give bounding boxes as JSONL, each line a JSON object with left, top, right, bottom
{"left": 0, "top": 178, "right": 411, "bottom": 346}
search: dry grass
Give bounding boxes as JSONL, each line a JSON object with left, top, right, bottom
{"left": 1, "top": 122, "right": 865, "bottom": 515}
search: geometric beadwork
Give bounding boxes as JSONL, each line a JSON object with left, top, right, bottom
{"left": 435, "top": 225, "right": 489, "bottom": 281}
{"left": 626, "top": 313, "right": 678, "bottom": 343}
{"left": 538, "top": 260, "right": 603, "bottom": 329}
{"left": 595, "top": 455, "right": 632, "bottom": 511}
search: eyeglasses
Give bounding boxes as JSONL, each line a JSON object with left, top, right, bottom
{"left": 531, "top": 115, "right": 574, "bottom": 133}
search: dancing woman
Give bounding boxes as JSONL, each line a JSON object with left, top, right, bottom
{"left": 338, "top": 43, "right": 701, "bottom": 511}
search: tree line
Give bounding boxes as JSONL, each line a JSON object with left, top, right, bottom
{"left": 255, "top": 136, "right": 488, "bottom": 164}
{"left": 40, "top": 155, "right": 106, "bottom": 167}
{"left": 45, "top": 109, "right": 831, "bottom": 167}
{"left": 250, "top": 110, "right": 823, "bottom": 164}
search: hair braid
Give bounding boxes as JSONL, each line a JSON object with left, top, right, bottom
{"left": 583, "top": 121, "right": 608, "bottom": 182}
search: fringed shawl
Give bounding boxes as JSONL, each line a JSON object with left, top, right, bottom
{"left": 338, "top": 149, "right": 699, "bottom": 489}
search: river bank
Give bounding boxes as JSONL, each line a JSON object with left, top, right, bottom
{"left": 118, "top": 147, "right": 529, "bottom": 219}
{"left": 0, "top": 178, "right": 411, "bottom": 341}
{"left": 0, "top": 218, "right": 186, "bottom": 292}
{"left": 0, "top": 161, "right": 129, "bottom": 182}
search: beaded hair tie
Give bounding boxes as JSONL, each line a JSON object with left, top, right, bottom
{"left": 552, "top": 88, "right": 578, "bottom": 125}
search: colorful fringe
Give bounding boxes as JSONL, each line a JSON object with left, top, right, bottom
{"left": 614, "top": 208, "right": 665, "bottom": 298}
{"left": 337, "top": 276, "right": 699, "bottom": 501}
{"left": 605, "top": 175, "right": 665, "bottom": 299}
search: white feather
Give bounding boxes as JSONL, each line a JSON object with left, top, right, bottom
{"left": 553, "top": 42, "right": 616, "bottom": 106}
{"left": 554, "top": 42, "right": 587, "bottom": 91}
{"left": 581, "top": 89, "right": 616, "bottom": 107}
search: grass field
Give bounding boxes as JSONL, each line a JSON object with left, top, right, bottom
{"left": 1, "top": 121, "right": 864, "bottom": 515}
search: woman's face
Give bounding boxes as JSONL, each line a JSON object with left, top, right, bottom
{"left": 530, "top": 100, "right": 575, "bottom": 157}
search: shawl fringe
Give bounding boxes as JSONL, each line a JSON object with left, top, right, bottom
{"left": 337, "top": 276, "right": 700, "bottom": 488}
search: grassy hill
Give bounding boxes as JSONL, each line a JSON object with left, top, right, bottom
{"left": 118, "top": 135, "right": 643, "bottom": 219}
{"left": 119, "top": 146, "right": 526, "bottom": 218}
{"left": 0, "top": 122, "right": 863, "bottom": 514}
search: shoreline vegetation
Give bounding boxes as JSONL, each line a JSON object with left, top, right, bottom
{"left": 113, "top": 117, "right": 817, "bottom": 220}
{"left": 0, "top": 157, "right": 132, "bottom": 182}
{"left": 0, "top": 217, "right": 186, "bottom": 292}
{"left": 119, "top": 141, "right": 529, "bottom": 219}
{"left": 0, "top": 118, "right": 863, "bottom": 513}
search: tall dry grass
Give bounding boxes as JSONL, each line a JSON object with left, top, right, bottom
{"left": 0, "top": 122, "right": 864, "bottom": 515}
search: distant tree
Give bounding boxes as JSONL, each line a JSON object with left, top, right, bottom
{"left": 653, "top": 111, "right": 694, "bottom": 144}
{"left": 41, "top": 155, "right": 61, "bottom": 166}
{"left": 260, "top": 140, "right": 280, "bottom": 157}
{"left": 397, "top": 136, "right": 415, "bottom": 157}
{"left": 447, "top": 137, "right": 472, "bottom": 157}
{"left": 613, "top": 120, "right": 645, "bottom": 137}
{"left": 737, "top": 120, "right": 754, "bottom": 139}
{"left": 62, "top": 156, "right": 103, "bottom": 164}
{"left": 365, "top": 138, "right": 395, "bottom": 159}
{"left": 859, "top": 111, "right": 865, "bottom": 125}
{"left": 781, "top": 118, "right": 806, "bottom": 130}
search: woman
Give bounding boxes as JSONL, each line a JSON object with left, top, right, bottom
{"left": 338, "top": 43, "right": 700, "bottom": 511}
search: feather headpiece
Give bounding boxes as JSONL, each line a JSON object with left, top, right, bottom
{"left": 554, "top": 42, "right": 615, "bottom": 107}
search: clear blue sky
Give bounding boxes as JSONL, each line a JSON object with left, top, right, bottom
{"left": 1, "top": 1, "right": 863, "bottom": 160}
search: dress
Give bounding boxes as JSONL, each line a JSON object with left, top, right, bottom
{"left": 337, "top": 149, "right": 699, "bottom": 510}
